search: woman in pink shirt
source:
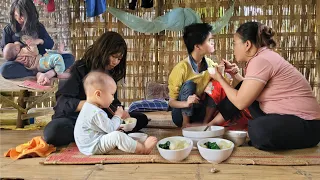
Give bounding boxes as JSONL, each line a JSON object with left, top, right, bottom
{"left": 211, "top": 22, "right": 320, "bottom": 150}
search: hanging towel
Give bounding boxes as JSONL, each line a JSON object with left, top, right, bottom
{"left": 107, "top": 1, "right": 234, "bottom": 34}
{"left": 86, "top": 0, "right": 107, "bottom": 17}
{"left": 4, "top": 136, "right": 56, "bottom": 160}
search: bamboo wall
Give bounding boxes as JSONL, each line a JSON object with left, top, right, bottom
{"left": 70, "top": 0, "right": 319, "bottom": 105}
{"left": 0, "top": 0, "right": 11, "bottom": 43}
{"left": 316, "top": 0, "right": 320, "bottom": 102}
{"left": 1, "top": 0, "right": 319, "bottom": 106}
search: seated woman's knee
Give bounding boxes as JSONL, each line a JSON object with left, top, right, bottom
{"left": 43, "top": 123, "right": 57, "bottom": 143}
{"left": 248, "top": 118, "right": 279, "bottom": 150}
{"left": 0, "top": 62, "right": 16, "bottom": 79}
{"left": 178, "top": 80, "right": 197, "bottom": 101}
{"left": 61, "top": 54, "right": 75, "bottom": 69}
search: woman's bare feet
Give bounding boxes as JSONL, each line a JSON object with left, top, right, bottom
{"left": 36, "top": 72, "right": 50, "bottom": 86}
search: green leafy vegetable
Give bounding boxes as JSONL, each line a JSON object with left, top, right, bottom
{"left": 204, "top": 142, "right": 220, "bottom": 149}
{"left": 159, "top": 141, "right": 170, "bottom": 149}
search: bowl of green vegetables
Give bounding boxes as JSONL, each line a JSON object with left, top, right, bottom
{"left": 157, "top": 136, "right": 193, "bottom": 162}
{"left": 197, "top": 138, "right": 234, "bottom": 163}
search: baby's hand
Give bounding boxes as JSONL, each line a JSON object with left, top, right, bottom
{"left": 116, "top": 126, "right": 125, "bottom": 132}
{"left": 114, "top": 106, "right": 124, "bottom": 118}
{"left": 122, "top": 111, "right": 130, "bottom": 119}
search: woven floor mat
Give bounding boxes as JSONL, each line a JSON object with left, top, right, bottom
{"left": 43, "top": 129, "right": 320, "bottom": 165}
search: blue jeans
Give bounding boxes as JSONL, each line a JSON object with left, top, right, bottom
{"left": 171, "top": 80, "right": 216, "bottom": 127}
{"left": 0, "top": 54, "right": 75, "bottom": 79}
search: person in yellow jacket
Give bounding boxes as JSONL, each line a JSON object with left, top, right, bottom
{"left": 168, "top": 23, "right": 219, "bottom": 128}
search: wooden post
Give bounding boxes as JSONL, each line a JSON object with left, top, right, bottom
{"left": 316, "top": 0, "right": 320, "bottom": 102}
{"left": 16, "top": 90, "right": 28, "bottom": 128}
{"left": 154, "top": 0, "right": 164, "bottom": 82}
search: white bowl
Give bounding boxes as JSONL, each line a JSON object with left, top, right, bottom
{"left": 224, "top": 130, "right": 247, "bottom": 147}
{"left": 120, "top": 118, "right": 137, "bottom": 132}
{"left": 157, "top": 136, "right": 193, "bottom": 162}
{"left": 197, "top": 138, "right": 234, "bottom": 163}
{"left": 128, "top": 133, "right": 148, "bottom": 143}
{"left": 182, "top": 126, "right": 225, "bottom": 138}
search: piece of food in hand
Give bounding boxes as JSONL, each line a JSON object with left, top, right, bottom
{"left": 208, "top": 67, "right": 215, "bottom": 75}
{"left": 217, "top": 65, "right": 225, "bottom": 75}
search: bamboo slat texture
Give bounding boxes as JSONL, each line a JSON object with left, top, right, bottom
{"left": 1, "top": 0, "right": 319, "bottom": 106}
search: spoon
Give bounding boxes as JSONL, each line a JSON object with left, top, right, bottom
{"left": 203, "top": 125, "right": 210, "bottom": 131}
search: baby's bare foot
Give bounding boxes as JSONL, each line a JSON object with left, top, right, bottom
{"left": 143, "top": 136, "right": 158, "bottom": 154}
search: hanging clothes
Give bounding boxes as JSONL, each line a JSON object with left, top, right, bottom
{"left": 129, "top": 0, "right": 137, "bottom": 10}
{"left": 47, "top": 0, "right": 55, "bottom": 12}
{"left": 33, "top": 0, "right": 55, "bottom": 12}
{"left": 129, "top": 0, "right": 153, "bottom": 10}
{"left": 141, "top": 0, "right": 153, "bottom": 8}
{"left": 86, "top": 0, "right": 107, "bottom": 17}
{"left": 107, "top": 1, "right": 234, "bottom": 34}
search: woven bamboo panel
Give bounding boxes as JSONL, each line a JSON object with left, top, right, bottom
{"left": 1, "top": 0, "right": 319, "bottom": 106}
{"left": 37, "top": 0, "right": 72, "bottom": 50}
{"left": 160, "top": 0, "right": 319, "bottom": 100}
{"left": 70, "top": 0, "right": 157, "bottom": 105}
{"left": 69, "top": 0, "right": 319, "bottom": 105}
{"left": 0, "top": 0, "right": 11, "bottom": 46}
{"left": 316, "top": 0, "right": 320, "bottom": 102}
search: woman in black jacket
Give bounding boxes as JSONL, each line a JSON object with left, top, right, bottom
{"left": 43, "top": 32, "right": 148, "bottom": 146}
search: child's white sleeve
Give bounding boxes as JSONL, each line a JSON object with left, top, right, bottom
{"left": 92, "top": 111, "right": 122, "bottom": 133}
